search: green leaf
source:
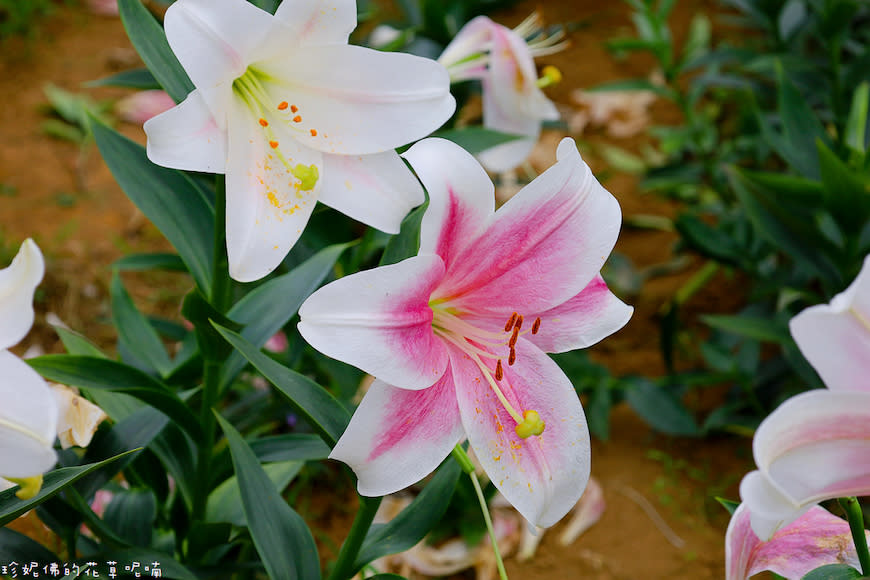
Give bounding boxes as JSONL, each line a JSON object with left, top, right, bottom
{"left": 715, "top": 497, "right": 740, "bottom": 516}
{"left": 217, "top": 415, "right": 320, "bottom": 580}
{"left": 181, "top": 289, "right": 243, "bottom": 362}
{"left": 774, "top": 60, "right": 830, "bottom": 178}
{"left": 355, "top": 459, "right": 460, "bottom": 571}
{"left": 0, "top": 450, "right": 138, "bottom": 526}
{"left": 0, "top": 527, "right": 59, "bottom": 562}
{"left": 212, "top": 324, "right": 350, "bottom": 446}
{"left": 433, "top": 127, "right": 524, "bottom": 154}
{"left": 817, "top": 139, "right": 870, "bottom": 235}
{"left": 27, "top": 355, "right": 204, "bottom": 443}
{"left": 77, "top": 549, "right": 198, "bottom": 580}
{"left": 250, "top": 434, "right": 331, "bottom": 462}
{"left": 624, "top": 379, "right": 699, "bottom": 436}
{"left": 112, "top": 270, "right": 173, "bottom": 377}
{"left": 55, "top": 326, "right": 107, "bottom": 358}
{"left": 92, "top": 119, "right": 215, "bottom": 292}
{"left": 801, "top": 563, "right": 864, "bottom": 580}
{"left": 207, "top": 460, "right": 303, "bottom": 526}
{"left": 845, "top": 82, "right": 869, "bottom": 154}
{"left": 379, "top": 203, "right": 426, "bottom": 266}
{"left": 702, "top": 314, "right": 791, "bottom": 343}
{"left": 221, "top": 243, "right": 348, "bottom": 387}
{"left": 86, "top": 68, "right": 161, "bottom": 90}
{"left": 117, "top": 0, "right": 194, "bottom": 103}
{"left": 114, "top": 252, "right": 187, "bottom": 272}
{"left": 103, "top": 488, "right": 157, "bottom": 547}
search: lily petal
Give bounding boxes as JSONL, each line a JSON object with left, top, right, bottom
{"left": 440, "top": 138, "right": 622, "bottom": 315}
{"left": 330, "top": 373, "right": 464, "bottom": 497}
{"left": 257, "top": 44, "right": 454, "bottom": 155}
{"left": 273, "top": 0, "right": 356, "bottom": 46}
{"left": 726, "top": 503, "right": 865, "bottom": 580}
{"left": 743, "top": 389, "right": 870, "bottom": 538}
{"left": 298, "top": 255, "right": 449, "bottom": 390}
{"left": 438, "top": 16, "right": 492, "bottom": 74}
{"left": 144, "top": 89, "right": 228, "bottom": 173}
{"left": 789, "top": 254, "right": 870, "bottom": 392}
{"left": 0, "top": 352, "right": 58, "bottom": 479}
{"left": 0, "top": 239, "right": 44, "bottom": 351}
{"left": 318, "top": 150, "right": 425, "bottom": 234}
{"left": 224, "top": 98, "right": 322, "bottom": 282}
{"left": 525, "top": 275, "right": 633, "bottom": 353}
{"left": 452, "top": 338, "right": 590, "bottom": 527}
{"left": 403, "top": 138, "right": 494, "bottom": 266}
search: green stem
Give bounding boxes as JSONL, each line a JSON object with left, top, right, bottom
{"left": 328, "top": 495, "right": 382, "bottom": 580}
{"left": 839, "top": 497, "right": 870, "bottom": 575}
{"left": 210, "top": 176, "right": 231, "bottom": 312}
{"left": 452, "top": 445, "right": 508, "bottom": 580}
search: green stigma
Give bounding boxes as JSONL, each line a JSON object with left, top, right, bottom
{"left": 291, "top": 163, "right": 320, "bottom": 191}
{"left": 515, "top": 409, "right": 545, "bottom": 439}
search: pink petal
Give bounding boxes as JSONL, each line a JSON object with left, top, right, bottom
{"left": 116, "top": 90, "right": 176, "bottom": 125}
{"left": 726, "top": 503, "right": 865, "bottom": 580}
{"left": 789, "top": 254, "right": 870, "bottom": 393}
{"left": 451, "top": 338, "right": 590, "bottom": 527}
{"left": 402, "top": 138, "right": 494, "bottom": 266}
{"left": 525, "top": 274, "right": 633, "bottom": 353}
{"left": 329, "top": 372, "right": 464, "bottom": 497}
{"left": 298, "top": 255, "right": 449, "bottom": 390}
{"left": 436, "top": 138, "right": 622, "bottom": 316}
{"left": 438, "top": 16, "right": 493, "bottom": 73}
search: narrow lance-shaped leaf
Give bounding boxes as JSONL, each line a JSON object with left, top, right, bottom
{"left": 111, "top": 270, "right": 173, "bottom": 377}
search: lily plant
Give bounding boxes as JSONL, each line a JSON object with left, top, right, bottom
{"left": 144, "top": 0, "right": 455, "bottom": 282}
{"left": 298, "top": 136, "right": 631, "bottom": 527}
{"left": 0, "top": 239, "right": 58, "bottom": 499}
{"left": 438, "top": 13, "right": 567, "bottom": 173}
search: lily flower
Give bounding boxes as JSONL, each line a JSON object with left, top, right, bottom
{"left": 739, "top": 255, "right": 870, "bottom": 539}
{"left": 726, "top": 503, "right": 868, "bottom": 580}
{"left": 144, "top": 0, "right": 455, "bottom": 282}
{"left": 0, "top": 240, "right": 58, "bottom": 498}
{"left": 438, "top": 13, "right": 567, "bottom": 173}
{"left": 298, "top": 137, "right": 631, "bottom": 526}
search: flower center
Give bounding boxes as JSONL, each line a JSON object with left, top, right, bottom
{"left": 431, "top": 306, "right": 545, "bottom": 439}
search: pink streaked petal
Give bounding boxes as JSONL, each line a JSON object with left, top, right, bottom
{"left": 739, "top": 471, "right": 813, "bottom": 541}
{"left": 525, "top": 274, "right": 633, "bottom": 353}
{"left": 0, "top": 239, "right": 44, "bottom": 351}
{"left": 726, "top": 503, "right": 865, "bottom": 580}
{"left": 318, "top": 150, "right": 425, "bottom": 234}
{"left": 451, "top": 338, "right": 590, "bottom": 528}
{"left": 790, "top": 255, "right": 870, "bottom": 392}
{"left": 438, "top": 16, "right": 493, "bottom": 71}
{"left": 441, "top": 138, "right": 622, "bottom": 315}
{"left": 298, "top": 255, "right": 449, "bottom": 390}
{"left": 403, "top": 138, "right": 494, "bottom": 266}
{"left": 224, "top": 99, "right": 322, "bottom": 282}
{"left": 116, "top": 90, "right": 176, "bottom": 125}
{"left": 144, "top": 89, "right": 228, "bottom": 174}
{"left": 273, "top": 0, "right": 356, "bottom": 47}
{"left": 329, "top": 373, "right": 464, "bottom": 497}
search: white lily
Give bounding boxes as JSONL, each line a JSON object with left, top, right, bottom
{"left": 145, "top": 0, "right": 455, "bottom": 281}
{"left": 0, "top": 240, "right": 58, "bottom": 497}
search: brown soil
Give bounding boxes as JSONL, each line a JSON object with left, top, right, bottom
{"left": 0, "top": 1, "right": 754, "bottom": 578}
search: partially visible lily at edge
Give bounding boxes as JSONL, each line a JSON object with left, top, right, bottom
{"left": 298, "top": 137, "right": 632, "bottom": 527}
{"left": 438, "top": 13, "right": 567, "bottom": 173}
{"left": 0, "top": 239, "right": 58, "bottom": 499}
{"left": 144, "top": 0, "right": 455, "bottom": 282}
{"left": 736, "top": 254, "right": 870, "bottom": 541}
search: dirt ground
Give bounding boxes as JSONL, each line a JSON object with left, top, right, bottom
{"left": 0, "top": 1, "right": 755, "bottom": 578}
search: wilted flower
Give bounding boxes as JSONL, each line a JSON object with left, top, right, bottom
{"left": 145, "top": 0, "right": 455, "bottom": 281}
{"left": 299, "top": 137, "right": 631, "bottom": 527}
{"left": 50, "top": 384, "right": 108, "bottom": 449}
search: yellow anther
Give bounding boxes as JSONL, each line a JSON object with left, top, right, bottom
{"left": 536, "top": 65, "right": 563, "bottom": 88}
{"left": 514, "top": 409, "right": 545, "bottom": 439}
{"left": 7, "top": 475, "right": 44, "bottom": 500}
{"left": 291, "top": 163, "right": 319, "bottom": 191}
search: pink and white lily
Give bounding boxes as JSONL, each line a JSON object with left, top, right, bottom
{"left": 438, "top": 13, "right": 566, "bottom": 173}
{"left": 144, "top": 0, "right": 455, "bottom": 282}
{"left": 0, "top": 240, "right": 58, "bottom": 497}
{"left": 726, "top": 503, "right": 868, "bottom": 579}
{"left": 738, "top": 255, "right": 870, "bottom": 539}
{"left": 298, "top": 137, "right": 631, "bottom": 527}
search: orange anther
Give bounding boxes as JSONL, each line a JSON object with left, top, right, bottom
{"left": 515, "top": 315, "right": 524, "bottom": 331}
{"left": 310, "top": 129, "right": 318, "bottom": 137}
{"left": 509, "top": 326, "right": 519, "bottom": 348}
{"left": 532, "top": 317, "right": 541, "bottom": 335}
{"left": 277, "top": 101, "right": 289, "bottom": 110}
{"left": 508, "top": 348, "right": 516, "bottom": 366}
{"left": 495, "top": 360, "right": 504, "bottom": 381}
{"left": 269, "top": 140, "right": 279, "bottom": 149}
{"left": 258, "top": 118, "right": 269, "bottom": 127}
{"left": 504, "top": 312, "right": 518, "bottom": 332}
{"left": 290, "top": 104, "right": 299, "bottom": 113}
{"left": 293, "top": 115, "right": 302, "bottom": 123}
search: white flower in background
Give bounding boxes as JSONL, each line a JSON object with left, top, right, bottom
{"left": 0, "top": 239, "right": 58, "bottom": 498}
{"left": 144, "top": 0, "right": 455, "bottom": 282}
{"left": 438, "top": 13, "right": 567, "bottom": 172}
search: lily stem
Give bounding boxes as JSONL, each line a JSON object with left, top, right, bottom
{"left": 328, "top": 494, "right": 382, "bottom": 580}
{"left": 839, "top": 497, "right": 870, "bottom": 575}
{"left": 452, "top": 445, "right": 509, "bottom": 580}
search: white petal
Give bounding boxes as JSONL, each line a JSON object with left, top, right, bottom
{"left": 329, "top": 374, "right": 464, "bottom": 497}
{"left": 318, "top": 150, "right": 424, "bottom": 234}
{"left": 273, "top": 0, "right": 356, "bottom": 46}
{"left": 0, "top": 351, "right": 58, "bottom": 478}
{"left": 144, "top": 89, "right": 228, "bottom": 173}
{"left": 257, "top": 45, "right": 455, "bottom": 155}
{"left": 51, "top": 384, "right": 108, "bottom": 449}
{"left": 298, "top": 255, "right": 449, "bottom": 390}
{"left": 224, "top": 98, "right": 323, "bottom": 282}
{"left": 438, "top": 16, "right": 493, "bottom": 71}
{"left": 0, "top": 239, "right": 44, "bottom": 351}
